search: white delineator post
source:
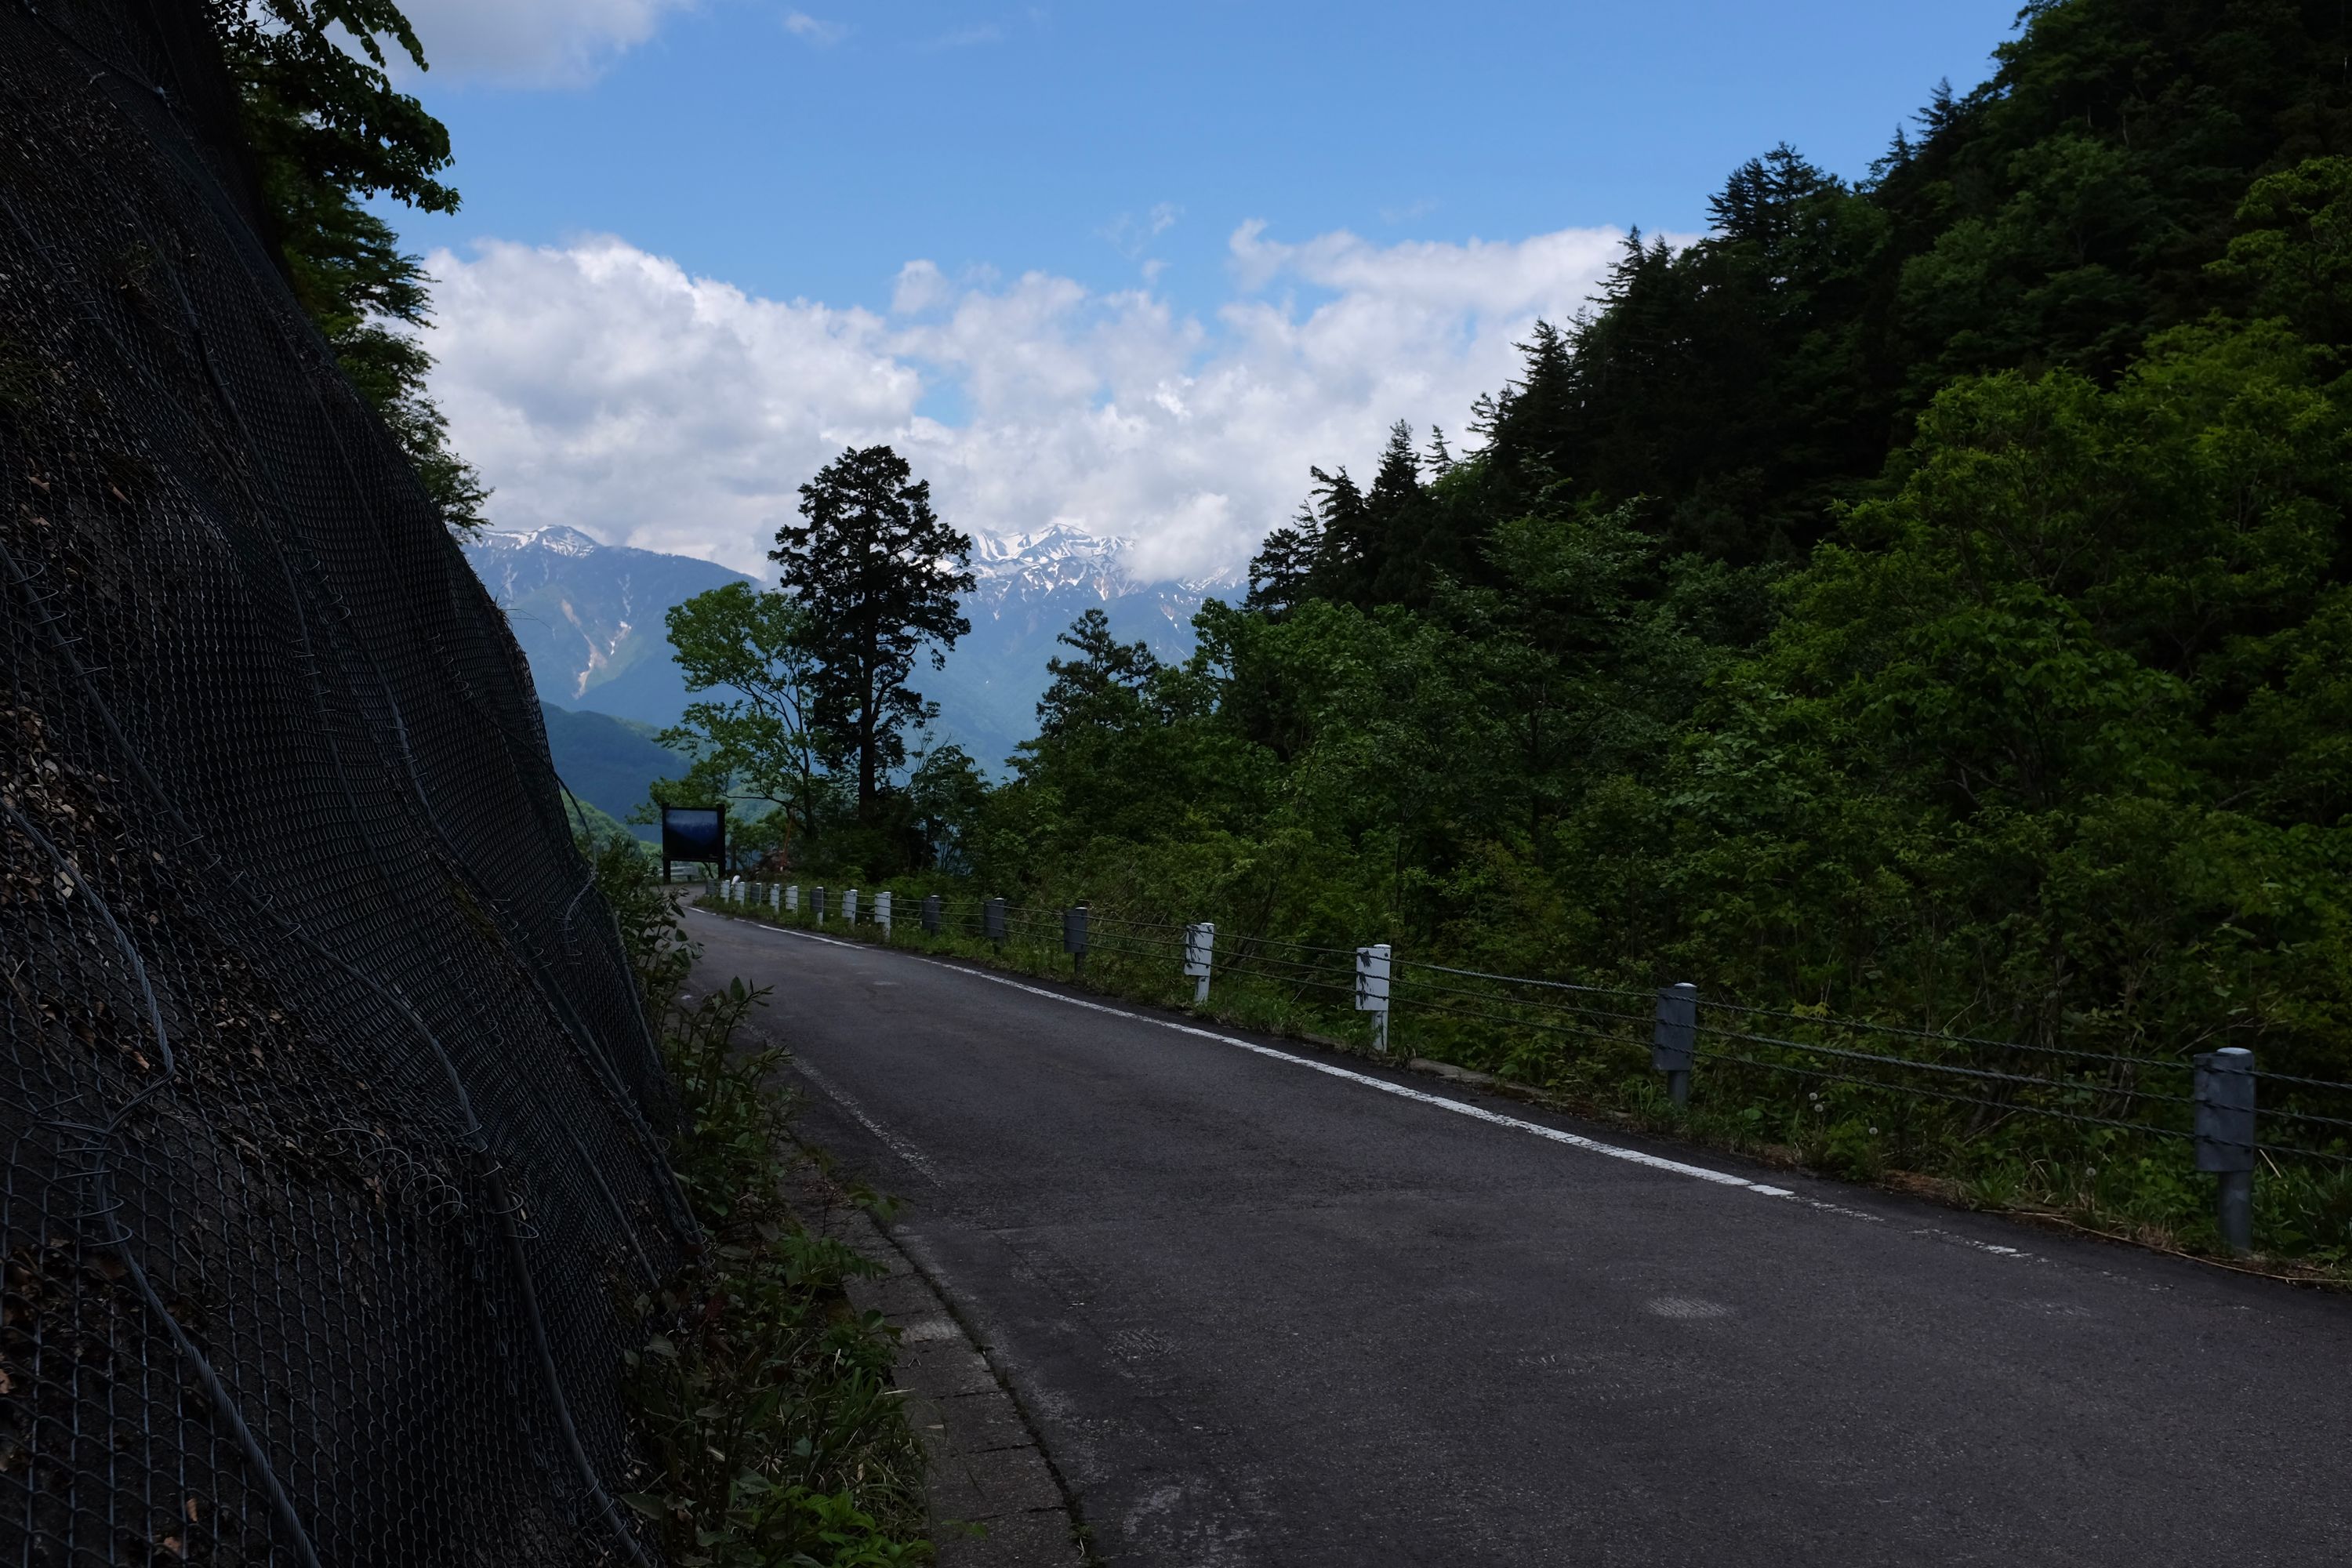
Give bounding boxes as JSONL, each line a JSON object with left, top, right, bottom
{"left": 877, "top": 890, "right": 893, "bottom": 937}
{"left": 786, "top": 884, "right": 799, "bottom": 914}
{"left": 1184, "top": 921, "right": 1215, "bottom": 1005}
{"left": 1356, "top": 942, "right": 1392, "bottom": 1054}
{"left": 769, "top": 883, "right": 779, "bottom": 912}
{"left": 844, "top": 887, "right": 859, "bottom": 926}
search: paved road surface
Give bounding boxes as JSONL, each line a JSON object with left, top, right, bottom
{"left": 686, "top": 906, "right": 2352, "bottom": 1567}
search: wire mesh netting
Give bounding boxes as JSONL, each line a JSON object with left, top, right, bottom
{"left": 2, "top": 5, "right": 691, "bottom": 1562}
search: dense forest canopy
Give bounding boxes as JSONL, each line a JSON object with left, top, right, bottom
{"left": 927, "top": 0, "right": 2352, "bottom": 1086}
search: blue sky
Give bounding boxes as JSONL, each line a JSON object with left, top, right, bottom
{"left": 389, "top": 0, "right": 2022, "bottom": 576}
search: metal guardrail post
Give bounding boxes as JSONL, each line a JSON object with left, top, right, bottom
{"left": 1355, "top": 942, "right": 1392, "bottom": 1053}
{"left": 1063, "top": 902, "right": 1089, "bottom": 979}
{"left": 1184, "top": 921, "right": 1214, "bottom": 1004}
{"left": 876, "top": 889, "right": 892, "bottom": 936}
{"left": 844, "top": 887, "right": 859, "bottom": 925}
{"left": 985, "top": 896, "right": 1007, "bottom": 951}
{"left": 786, "top": 883, "right": 798, "bottom": 913}
{"left": 2194, "top": 1047, "right": 2256, "bottom": 1254}
{"left": 814, "top": 885, "right": 827, "bottom": 924}
{"left": 1652, "top": 982, "right": 1697, "bottom": 1106}
{"left": 768, "top": 883, "right": 779, "bottom": 912}
{"left": 922, "top": 893, "right": 941, "bottom": 935}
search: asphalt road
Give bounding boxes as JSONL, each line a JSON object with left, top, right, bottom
{"left": 686, "top": 906, "right": 2352, "bottom": 1567}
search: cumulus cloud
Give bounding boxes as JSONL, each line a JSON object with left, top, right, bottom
{"left": 422, "top": 221, "right": 1625, "bottom": 581}
{"left": 394, "top": 0, "right": 691, "bottom": 86}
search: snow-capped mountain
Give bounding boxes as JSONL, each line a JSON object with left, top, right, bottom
{"left": 941, "top": 524, "right": 1241, "bottom": 764}
{"left": 462, "top": 522, "right": 1240, "bottom": 771}
{"left": 461, "top": 525, "right": 755, "bottom": 727}
{"left": 971, "top": 522, "right": 1137, "bottom": 596}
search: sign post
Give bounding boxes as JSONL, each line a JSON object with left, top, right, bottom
{"left": 659, "top": 804, "right": 727, "bottom": 885}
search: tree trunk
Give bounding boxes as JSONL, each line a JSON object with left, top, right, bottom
{"left": 858, "top": 666, "right": 877, "bottom": 808}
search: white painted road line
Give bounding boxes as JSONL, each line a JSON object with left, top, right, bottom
{"left": 703, "top": 909, "right": 2042, "bottom": 1262}
{"left": 920, "top": 960, "right": 1803, "bottom": 1198}
{"left": 696, "top": 911, "right": 1803, "bottom": 1200}
{"left": 793, "top": 1056, "right": 946, "bottom": 1186}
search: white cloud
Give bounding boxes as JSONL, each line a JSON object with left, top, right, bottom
{"left": 782, "top": 10, "right": 847, "bottom": 44}
{"left": 924, "top": 23, "right": 1004, "bottom": 49}
{"left": 422, "top": 221, "right": 1625, "bottom": 582}
{"left": 891, "top": 260, "right": 953, "bottom": 316}
{"left": 1103, "top": 201, "right": 1182, "bottom": 259}
{"left": 393, "top": 0, "right": 692, "bottom": 86}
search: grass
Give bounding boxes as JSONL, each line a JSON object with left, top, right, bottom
{"left": 587, "top": 837, "right": 935, "bottom": 1567}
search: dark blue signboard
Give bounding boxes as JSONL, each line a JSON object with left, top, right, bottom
{"left": 659, "top": 804, "right": 727, "bottom": 882}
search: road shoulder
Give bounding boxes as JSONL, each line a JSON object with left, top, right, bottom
{"left": 776, "top": 1115, "right": 1091, "bottom": 1566}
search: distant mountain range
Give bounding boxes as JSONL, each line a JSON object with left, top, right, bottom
{"left": 935, "top": 524, "right": 1236, "bottom": 765}
{"left": 463, "top": 525, "right": 753, "bottom": 728}
{"left": 463, "top": 523, "right": 1239, "bottom": 779}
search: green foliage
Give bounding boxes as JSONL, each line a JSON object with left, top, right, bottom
{"left": 651, "top": 585, "right": 990, "bottom": 880}
{"left": 2212, "top": 155, "right": 2352, "bottom": 343}
{"left": 205, "top": 0, "right": 487, "bottom": 528}
{"left": 583, "top": 825, "right": 693, "bottom": 1023}
{"left": 653, "top": 0, "right": 2352, "bottom": 1261}
{"left": 655, "top": 583, "right": 832, "bottom": 862}
{"left": 917, "top": 0, "right": 2352, "bottom": 1258}
{"left": 1672, "top": 315, "right": 2352, "bottom": 1062}
{"left": 773, "top": 448, "right": 976, "bottom": 808}
{"left": 586, "top": 847, "right": 932, "bottom": 1564}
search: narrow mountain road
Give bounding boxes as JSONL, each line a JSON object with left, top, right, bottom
{"left": 685, "top": 906, "right": 2352, "bottom": 1568}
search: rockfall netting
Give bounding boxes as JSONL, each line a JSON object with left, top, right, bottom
{"left": 1, "top": 4, "right": 693, "bottom": 1562}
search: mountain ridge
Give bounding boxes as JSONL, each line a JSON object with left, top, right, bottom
{"left": 463, "top": 522, "right": 1230, "bottom": 771}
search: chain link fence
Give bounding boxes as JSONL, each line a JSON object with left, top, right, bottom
{"left": 3, "top": 5, "right": 691, "bottom": 1562}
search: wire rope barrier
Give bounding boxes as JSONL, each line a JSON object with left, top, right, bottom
{"left": 708, "top": 873, "right": 2352, "bottom": 1250}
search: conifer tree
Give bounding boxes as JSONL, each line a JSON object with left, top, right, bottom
{"left": 772, "top": 446, "right": 975, "bottom": 810}
{"left": 1364, "top": 421, "right": 1436, "bottom": 603}
{"left": 1245, "top": 503, "right": 1325, "bottom": 618}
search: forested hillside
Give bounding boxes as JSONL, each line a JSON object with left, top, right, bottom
{"left": 967, "top": 0, "right": 2352, "bottom": 1081}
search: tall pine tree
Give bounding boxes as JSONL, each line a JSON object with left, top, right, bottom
{"left": 772, "top": 446, "right": 975, "bottom": 809}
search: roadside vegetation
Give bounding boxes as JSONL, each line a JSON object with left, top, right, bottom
{"left": 587, "top": 833, "right": 934, "bottom": 1566}
{"left": 205, "top": 0, "right": 488, "bottom": 529}
{"left": 670, "top": 1, "right": 2352, "bottom": 1274}
{"left": 234, "top": 0, "right": 2352, "bottom": 1270}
